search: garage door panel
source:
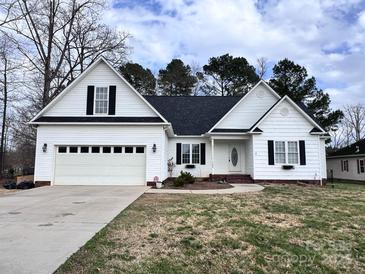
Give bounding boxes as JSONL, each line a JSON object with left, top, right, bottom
{"left": 54, "top": 146, "right": 146, "bottom": 185}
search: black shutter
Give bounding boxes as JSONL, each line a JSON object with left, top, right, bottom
{"left": 176, "top": 143, "right": 181, "bottom": 165}
{"left": 341, "top": 160, "right": 344, "bottom": 171}
{"left": 357, "top": 159, "right": 360, "bottom": 174}
{"left": 108, "top": 86, "right": 116, "bottom": 115}
{"left": 268, "top": 140, "right": 274, "bottom": 165}
{"left": 299, "top": 140, "right": 306, "bottom": 165}
{"left": 86, "top": 86, "right": 94, "bottom": 115}
{"left": 200, "top": 143, "right": 206, "bottom": 165}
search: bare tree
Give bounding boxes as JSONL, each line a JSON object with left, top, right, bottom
{"left": 343, "top": 104, "right": 365, "bottom": 142}
{"left": 4, "top": 0, "right": 129, "bottom": 107}
{"left": 256, "top": 57, "right": 268, "bottom": 79}
{"left": 0, "top": 35, "right": 21, "bottom": 176}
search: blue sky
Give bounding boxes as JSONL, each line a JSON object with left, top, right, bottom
{"left": 105, "top": 0, "right": 365, "bottom": 108}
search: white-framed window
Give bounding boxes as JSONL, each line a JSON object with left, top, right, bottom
{"left": 182, "top": 144, "right": 200, "bottom": 164}
{"left": 287, "top": 141, "right": 299, "bottom": 164}
{"left": 94, "top": 87, "right": 108, "bottom": 114}
{"left": 360, "top": 159, "right": 365, "bottom": 173}
{"left": 192, "top": 144, "right": 200, "bottom": 164}
{"left": 182, "top": 144, "right": 190, "bottom": 164}
{"left": 275, "top": 141, "right": 286, "bottom": 164}
{"left": 274, "top": 141, "right": 299, "bottom": 165}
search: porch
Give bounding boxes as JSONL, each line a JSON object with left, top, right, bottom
{"left": 209, "top": 135, "right": 253, "bottom": 181}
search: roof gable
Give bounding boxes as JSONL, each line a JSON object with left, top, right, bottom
{"left": 249, "top": 96, "right": 326, "bottom": 133}
{"left": 31, "top": 58, "right": 167, "bottom": 123}
{"left": 208, "top": 81, "right": 281, "bottom": 132}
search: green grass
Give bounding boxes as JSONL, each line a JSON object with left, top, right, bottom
{"left": 56, "top": 182, "right": 365, "bottom": 274}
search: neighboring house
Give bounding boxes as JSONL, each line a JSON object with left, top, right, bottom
{"left": 327, "top": 139, "right": 365, "bottom": 181}
{"left": 30, "top": 57, "right": 329, "bottom": 186}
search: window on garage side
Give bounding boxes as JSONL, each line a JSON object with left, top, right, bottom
{"left": 80, "top": 146, "right": 89, "bottom": 153}
{"left": 58, "top": 146, "right": 67, "bottom": 153}
{"left": 125, "top": 146, "right": 133, "bottom": 153}
{"left": 69, "top": 146, "right": 78, "bottom": 153}
{"left": 360, "top": 159, "right": 365, "bottom": 173}
{"left": 103, "top": 147, "right": 111, "bottom": 153}
{"left": 114, "top": 147, "right": 122, "bottom": 153}
{"left": 136, "top": 147, "right": 144, "bottom": 153}
{"left": 91, "top": 146, "right": 100, "bottom": 153}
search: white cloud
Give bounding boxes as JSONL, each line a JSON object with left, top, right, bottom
{"left": 105, "top": 0, "right": 365, "bottom": 109}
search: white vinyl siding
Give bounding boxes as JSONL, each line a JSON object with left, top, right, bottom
{"left": 327, "top": 157, "right": 365, "bottom": 181}
{"left": 43, "top": 61, "right": 157, "bottom": 117}
{"left": 215, "top": 83, "right": 278, "bottom": 129}
{"left": 34, "top": 125, "right": 166, "bottom": 184}
{"left": 253, "top": 100, "right": 324, "bottom": 180}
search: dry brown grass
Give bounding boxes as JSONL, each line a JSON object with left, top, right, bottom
{"left": 57, "top": 182, "right": 365, "bottom": 274}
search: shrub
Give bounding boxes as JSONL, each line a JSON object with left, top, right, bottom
{"left": 173, "top": 171, "right": 195, "bottom": 187}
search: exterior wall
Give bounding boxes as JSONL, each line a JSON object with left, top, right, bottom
{"left": 245, "top": 136, "right": 254, "bottom": 177}
{"left": 167, "top": 137, "right": 248, "bottom": 177}
{"left": 327, "top": 157, "right": 365, "bottom": 181}
{"left": 252, "top": 100, "right": 324, "bottom": 181}
{"left": 215, "top": 83, "right": 278, "bottom": 129}
{"left": 44, "top": 62, "right": 157, "bottom": 117}
{"left": 320, "top": 139, "right": 327, "bottom": 179}
{"left": 168, "top": 137, "right": 212, "bottom": 177}
{"left": 34, "top": 125, "right": 166, "bottom": 184}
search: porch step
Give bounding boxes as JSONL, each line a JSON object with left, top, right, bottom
{"left": 209, "top": 174, "right": 254, "bottom": 184}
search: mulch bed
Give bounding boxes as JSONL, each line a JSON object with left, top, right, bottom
{"left": 162, "top": 180, "right": 233, "bottom": 190}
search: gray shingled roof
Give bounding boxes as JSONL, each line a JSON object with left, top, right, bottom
{"left": 328, "top": 139, "right": 365, "bottom": 157}
{"left": 144, "top": 96, "right": 241, "bottom": 135}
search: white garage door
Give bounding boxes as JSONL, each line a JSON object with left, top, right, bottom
{"left": 54, "top": 145, "right": 146, "bottom": 185}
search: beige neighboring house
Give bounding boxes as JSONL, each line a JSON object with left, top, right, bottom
{"left": 327, "top": 139, "right": 365, "bottom": 181}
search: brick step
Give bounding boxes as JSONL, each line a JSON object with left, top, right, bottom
{"left": 210, "top": 174, "right": 254, "bottom": 184}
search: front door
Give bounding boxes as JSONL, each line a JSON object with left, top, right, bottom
{"left": 228, "top": 144, "right": 241, "bottom": 172}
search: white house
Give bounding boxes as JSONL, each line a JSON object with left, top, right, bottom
{"left": 327, "top": 139, "right": 365, "bottom": 181}
{"left": 30, "top": 57, "right": 329, "bottom": 186}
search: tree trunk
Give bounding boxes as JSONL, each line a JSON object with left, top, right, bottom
{"left": 0, "top": 57, "right": 8, "bottom": 177}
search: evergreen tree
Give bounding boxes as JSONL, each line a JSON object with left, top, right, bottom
{"left": 269, "top": 58, "right": 343, "bottom": 130}
{"left": 120, "top": 63, "right": 156, "bottom": 95}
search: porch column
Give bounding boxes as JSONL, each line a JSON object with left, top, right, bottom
{"left": 211, "top": 138, "right": 215, "bottom": 175}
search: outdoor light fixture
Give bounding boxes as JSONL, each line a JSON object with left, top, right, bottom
{"left": 152, "top": 144, "right": 157, "bottom": 153}
{"left": 42, "top": 143, "right": 47, "bottom": 153}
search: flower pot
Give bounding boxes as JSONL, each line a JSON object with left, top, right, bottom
{"left": 156, "top": 182, "right": 162, "bottom": 189}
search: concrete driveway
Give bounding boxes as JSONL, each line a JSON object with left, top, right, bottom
{"left": 0, "top": 186, "right": 148, "bottom": 274}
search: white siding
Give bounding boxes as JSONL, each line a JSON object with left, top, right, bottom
{"left": 327, "top": 157, "right": 365, "bottom": 181}
{"left": 34, "top": 125, "right": 165, "bottom": 184}
{"left": 215, "top": 83, "right": 278, "bottom": 129}
{"left": 252, "top": 100, "right": 323, "bottom": 181}
{"left": 320, "top": 139, "right": 327, "bottom": 179}
{"left": 245, "top": 136, "right": 254, "bottom": 176}
{"left": 44, "top": 62, "right": 157, "bottom": 117}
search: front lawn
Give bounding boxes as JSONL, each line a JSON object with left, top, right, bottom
{"left": 57, "top": 182, "right": 365, "bottom": 274}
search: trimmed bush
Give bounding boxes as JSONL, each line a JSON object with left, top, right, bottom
{"left": 173, "top": 171, "right": 195, "bottom": 187}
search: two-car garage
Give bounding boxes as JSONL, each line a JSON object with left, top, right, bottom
{"left": 54, "top": 145, "right": 146, "bottom": 185}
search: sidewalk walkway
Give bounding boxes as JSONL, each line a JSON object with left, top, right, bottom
{"left": 145, "top": 184, "right": 264, "bottom": 194}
